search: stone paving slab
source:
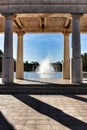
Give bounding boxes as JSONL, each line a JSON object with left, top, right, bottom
{"left": 0, "top": 94, "right": 87, "bottom": 130}
{"left": 0, "top": 78, "right": 71, "bottom": 85}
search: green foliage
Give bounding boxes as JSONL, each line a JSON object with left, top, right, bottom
{"left": 57, "top": 62, "right": 62, "bottom": 71}
{"left": 24, "top": 61, "right": 39, "bottom": 71}
{"left": 0, "top": 50, "right": 3, "bottom": 56}
{"left": 0, "top": 50, "right": 3, "bottom": 72}
{"left": 52, "top": 62, "right": 62, "bottom": 72}
{"left": 81, "top": 53, "right": 87, "bottom": 72}
{"left": 0, "top": 49, "right": 62, "bottom": 72}
{"left": 14, "top": 60, "right": 16, "bottom": 72}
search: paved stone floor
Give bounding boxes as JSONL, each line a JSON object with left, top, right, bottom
{"left": 0, "top": 78, "right": 87, "bottom": 85}
{"left": 14, "top": 78, "right": 71, "bottom": 85}
{"left": 0, "top": 78, "right": 71, "bottom": 85}
{"left": 0, "top": 94, "right": 87, "bottom": 130}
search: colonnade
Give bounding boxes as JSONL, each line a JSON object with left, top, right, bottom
{"left": 2, "top": 14, "right": 82, "bottom": 84}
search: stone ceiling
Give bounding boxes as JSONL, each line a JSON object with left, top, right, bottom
{"left": 0, "top": 13, "right": 87, "bottom": 33}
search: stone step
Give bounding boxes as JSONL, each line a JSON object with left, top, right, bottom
{"left": 0, "top": 83, "right": 87, "bottom": 94}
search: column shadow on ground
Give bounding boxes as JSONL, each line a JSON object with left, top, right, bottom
{"left": 0, "top": 112, "right": 15, "bottom": 130}
{"left": 13, "top": 94, "right": 87, "bottom": 130}
{"left": 24, "top": 78, "right": 51, "bottom": 84}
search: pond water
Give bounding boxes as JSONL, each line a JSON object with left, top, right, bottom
{"left": 14, "top": 72, "right": 62, "bottom": 79}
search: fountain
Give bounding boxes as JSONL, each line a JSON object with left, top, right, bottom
{"left": 36, "top": 58, "right": 54, "bottom": 78}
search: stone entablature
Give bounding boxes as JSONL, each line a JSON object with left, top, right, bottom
{"left": 0, "top": 0, "right": 87, "bottom": 4}
{"left": 0, "top": 0, "right": 87, "bottom": 14}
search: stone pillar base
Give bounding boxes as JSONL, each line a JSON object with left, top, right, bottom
{"left": 70, "top": 58, "right": 82, "bottom": 83}
{"left": 62, "top": 61, "right": 70, "bottom": 79}
{"left": 2, "top": 57, "right": 14, "bottom": 83}
{"left": 16, "top": 62, "right": 24, "bottom": 79}
{"left": 2, "top": 77, "right": 14, "bottom": 84}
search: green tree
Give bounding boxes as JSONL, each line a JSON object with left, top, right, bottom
{"left": 0, "top": 50, "right": 3, "bottom": 72}
{"left": 81, "top": 53, "right": 87, "bottom": 71}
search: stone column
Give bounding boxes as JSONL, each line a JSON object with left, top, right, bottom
{"left": 63, "top": 33, "right": 70, "bottom": 79}
{"left": 70, "top": 15, "right": 82, "bottom": 83}
{"left": 16, "top": 32, "right": 24, "bottom": 79}
{"left": 2, "top": 14, "right": 14, "bottom": 83}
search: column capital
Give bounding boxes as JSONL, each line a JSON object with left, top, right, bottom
{"left": 63, "top": 32, "right": 70, "bottom": 36}
{"left": 62, "top": 30, "right": 70, "bottom": 36}
{"left": 2, "top": 13, "right": 15, "bottom": 20}
{"left": 71, "top": 14, "right": 83, "bottom": 19}
{"left": 17, "top": 31, "right": 25, "bottom": 36}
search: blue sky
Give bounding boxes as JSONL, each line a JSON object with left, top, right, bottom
{"left": 0, "top": 33, "right": 87, "bottom": 63}
{"left": 24, "top": 33, "right": 63, "bottom": 63}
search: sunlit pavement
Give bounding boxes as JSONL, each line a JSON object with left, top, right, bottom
{"left": 0, "top": 78, "right": 87, "bottom": 129}
{"left": 0, "top": 78, "right": 87, "bottom": 85}
{"left": 0, "top": 78, "right": 75, "bottom": 85}
{"left": 14, "top": 78, "right": 72, "bottom": 85}
{"left": 0, "top": 94, "right": 87, "bottom": 130}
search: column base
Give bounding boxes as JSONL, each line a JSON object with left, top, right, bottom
{"left": 70, "top": 58, "right": 82, "bottom": 84}
{"left": 16, "top": 77, "right": 24, "bottom": 80}
{"left": 16, "top": 72, "right": 24, "bottom": 80}
{"left": 62, "top": 61, "right": 70, "bottom": 79}
{"left": 2, "top": 78, "right": 14, "bottom": 84}
{"left": 16, "top": 62, "right": 24, "bottom": 79}
{"left": 2, "top": 57, "right": 14, "bottom": 84}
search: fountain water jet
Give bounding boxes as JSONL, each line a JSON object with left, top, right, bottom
{"left": 36, "top": 58, "right": 54, "bottom": 78}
